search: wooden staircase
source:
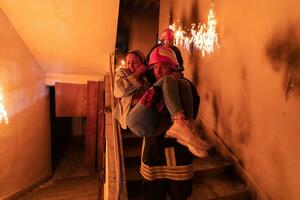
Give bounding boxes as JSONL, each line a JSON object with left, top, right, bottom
{"left": 19, "top": 175, "right": 99, "bottom": 200}
{"left": 121, "top": 129, "right": 251, "bottom": 200}
{"left": 18, "top": 137, "right": 99, "bottom": 200}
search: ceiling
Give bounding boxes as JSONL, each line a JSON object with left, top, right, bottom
{"left": 0, "top": 0, "right": 120, "bottom": 84}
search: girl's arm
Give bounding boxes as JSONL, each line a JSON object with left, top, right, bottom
{"left": 114, "top": 68, "right": 144, "bottom": 98}
{"left": 132, "top": 64, "right": 147, "bottom": 79}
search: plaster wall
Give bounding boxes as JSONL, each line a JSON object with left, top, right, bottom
{"left": 160, "top": 0, "right": 300, "bottom": 199}
{"left": 0, "top": 8, "right": 51, "bottom": 198}
{"left": 129, "top": 10, "right": 159, "bottom": 55}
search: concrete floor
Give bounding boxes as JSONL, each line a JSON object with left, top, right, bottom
{"left": 52, "top": 136, "right": 96, "bottom": 181}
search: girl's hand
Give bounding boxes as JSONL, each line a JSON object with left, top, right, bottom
{"left": 171, "top": 71, "right": 183, "bottom": 80}
{"left": 133, "top": 64, "right": 148, "bottom": 79}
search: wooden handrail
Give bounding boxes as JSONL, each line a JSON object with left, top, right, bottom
{"left": 103, "top": 52, "right": 128, "bottom": 200}
{"left": 98, "top": 81, "right": 105, "bottom": 200}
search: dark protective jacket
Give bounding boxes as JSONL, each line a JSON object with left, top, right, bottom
{"left": 140, "top": 81, "right": 200, "bottom": 181}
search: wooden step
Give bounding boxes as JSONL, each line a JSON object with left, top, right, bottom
{"left": 21, "top": 175, "right": 99, "bottom": 200}
{"left": 122, "top": 129, "right": 140, "bottom": 139}
{"left": 123, "top": 143, "right": 142, "bottom": 159}
{"left": 125, "top": 171, "right": 250, "bottom": 200}
{"left": 125, "top": 161, "right": 142, "bottom": 182}
{"left": 122, "top": 129, "right": 143, "bottom": 147}
{"left": 125, "top": 156, "right": 231, "bottom": 183}
{"left": 126, "top": 180, "right": 143, "bottom": 200}
{"left": 122, "top": 131, "right": 249, "bottom": 200}
{"left": 193, "top": 156, "right": 231, "bottom": 178}
{"left": 189, "top": 175, "right": 250, "bottom": 200}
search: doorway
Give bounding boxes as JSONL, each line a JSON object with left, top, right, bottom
{"left": 49, "top": 86, "right": 93, "bottom": 180}
{"left": 115, "top": 0, "right": 160, "bottom": 66}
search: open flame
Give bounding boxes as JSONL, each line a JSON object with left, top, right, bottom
{"left": 114, "top": 58, "right": 126, "bottom": 72}
{"left": 169, "top": 7, "right": 219, "bottom": 57}
{"left": 0, "top": 87, "right": 9, "bottom": 124}
{"left": 120, "top": 59, "right": 125, "bottom": 66}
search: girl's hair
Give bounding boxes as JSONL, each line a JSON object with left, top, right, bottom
{"left": 127, "top": 50, "right": 147, "bottom": 65}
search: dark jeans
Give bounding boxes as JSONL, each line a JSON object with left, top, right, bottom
{"left": 153, "top": 76, "right": 193, "bottom": 118}
{"left": 126, "top": 76, "right": 194, "bottom": 137}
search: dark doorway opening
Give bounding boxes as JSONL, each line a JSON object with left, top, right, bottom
{"left": 49, "top": 86, "right": 92, "bottom": 180}
{"left": 49, "top": 86, "right": 72, "bottom": 172}
{"left": 115, "top": 0, "right": 160, "bottom": 67}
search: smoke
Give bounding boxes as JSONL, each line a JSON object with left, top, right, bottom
{"left": 266, "top": 22, "right": 300, "bottom": 99}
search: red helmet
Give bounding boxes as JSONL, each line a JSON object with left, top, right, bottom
{"left": 159, "top": 28, "right": 175, "bottom": 41}
{"left": 148, "top": 46, "right": 179, "bottom": 70}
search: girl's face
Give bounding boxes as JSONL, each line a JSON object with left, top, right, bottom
{"left": 126, "top": 53, "right": 143, "bottom": 73}
{"left": 153, "top": 62, "right": 173, "bottom": 80}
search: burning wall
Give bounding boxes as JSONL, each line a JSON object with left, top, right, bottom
{"left": 160, "top": 0, "right": 300, "bottom": 199}
{"left": 0, "top": 8, "right": 51, "bottom": 199}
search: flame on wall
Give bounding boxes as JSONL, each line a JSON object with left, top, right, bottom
{"left": 0, "top": 87, "right": 9, "bottom": 124}
{"left": 169, "top": 7, "right": 219, "bottom": 57}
